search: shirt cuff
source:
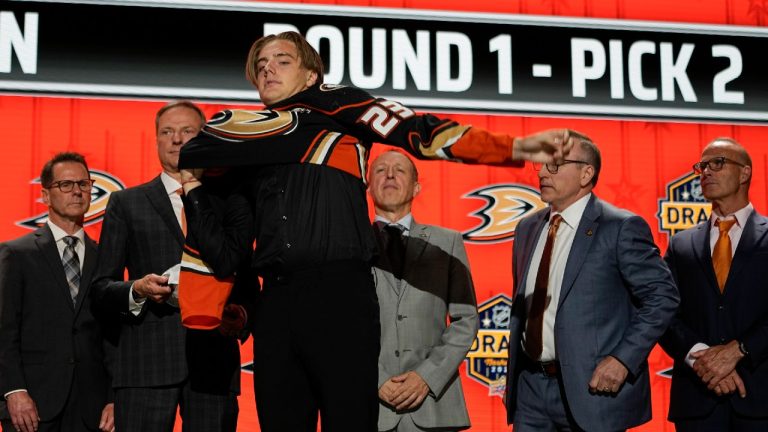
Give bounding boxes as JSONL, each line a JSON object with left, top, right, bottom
{"left": 4, "top": 389, "right": 27, "bottom": 399}
{"left": 685, "top": 342, "right": 710, "bottom": 367}
{"left": 128, "top": 282, "right": 146, "bottom": 316}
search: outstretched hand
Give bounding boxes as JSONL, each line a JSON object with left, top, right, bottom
{"left": 512, "top": 129, "right": 574, "bottom": 163}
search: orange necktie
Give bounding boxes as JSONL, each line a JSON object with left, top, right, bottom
{"left": 176, "top": 188, "right": 187, "bottom": 237}
{"left": 525, "top": 214, "right": 562, "bottom": 360}
{"left": 712, "top": 218, "right": 736, "bottom": 292}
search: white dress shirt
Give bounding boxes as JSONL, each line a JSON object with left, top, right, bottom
{"left": 523, "top": 193, "right": 591, "bottom": 362}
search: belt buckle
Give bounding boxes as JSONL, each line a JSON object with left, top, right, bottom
{"left": 539, "top": 361, "right": 558, "bottom": 377}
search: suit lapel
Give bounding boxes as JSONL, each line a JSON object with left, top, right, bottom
{"left": 403, "top": 222, "right": 429, "bottom": 279}
{"left": 73, "top": 234, "right": 97, "bottom": 316}
{"left": 517, "top": 210, "right": 548, "bottom": 300}
{"left": 691, "top": 221, "right": 720, "bottom": 295}
{"left": 558, "top": 195, "right": 599, "bottom": 308}
{"left": 145, "top": 176, "right": 185, "bottom": 247}
{"left": 35, "top": 225, "right": 75, "bottom": 312}
{"left": 727, "top": 211, "right": 768, "bottom": 293}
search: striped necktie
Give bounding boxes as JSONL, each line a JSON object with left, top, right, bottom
{"left": 62, "top": 236, "right": 80, "bottom": 304}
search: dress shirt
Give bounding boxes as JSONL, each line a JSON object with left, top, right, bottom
{"left": 686, "top": 202, "right": 754, "bottom": 367}
{"left": 47, "top": 221, "right": 85, "bottom": 272}
{"left": 374, "top": 214, "right": 413, "bottom": 236}
{"left": 127, "top": 172, "right": 183, "bottom": 315}
{"left": 230, "top": 164, "right": 380, "bottom": 275}
{"left": 523, "top": 193, "right": 591, "bottom": 362}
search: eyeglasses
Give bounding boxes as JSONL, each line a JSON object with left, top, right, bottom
{"left": 533, "top": 160, "right": 590, "bottom": 174}
{"left": 46, "top": 179, "right": 95, "bottom": 193}
{"left": 692, "top": 156, "right": 745, "bottom": 174}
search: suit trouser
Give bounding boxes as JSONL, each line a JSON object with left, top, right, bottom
{"left": 113, "top": 381, "right": 238, "bottom": 432}
{"left": 513, "top": 368, "right": 587, "bottom": 432}
{"left": 253, "top": 261, "right": 380, "bottom": 432}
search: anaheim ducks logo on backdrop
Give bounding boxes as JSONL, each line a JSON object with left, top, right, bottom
{"left": 16, "top": 170, "right": 126, "bottom": 229}
{"left": 203, "top": 109, "right": 298, "bottom": 141}
{"left": 462, "top": 184, "right": 546, "bottom": 243}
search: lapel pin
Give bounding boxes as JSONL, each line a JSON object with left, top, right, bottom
{"left": 586, "top": 229, "right": 593, "bottom": 236}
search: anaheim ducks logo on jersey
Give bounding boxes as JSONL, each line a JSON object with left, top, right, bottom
{"left": 16, "top": 170, "right": 126, "bottom": 229}
{"left": 203, "top": 109, "right": 298, "bottom": 141}
{"left": 462, "top": 184, "right": 546, "bottom": 243}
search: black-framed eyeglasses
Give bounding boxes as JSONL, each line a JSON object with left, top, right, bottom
{"left": 692, "top": 156, "right": 745, "bottom": 174}
{"left": 533, "top": 160, "right": 590, "bottom": 174}
{"left": 46, "top": 179, "right": 95, "bottom": 193}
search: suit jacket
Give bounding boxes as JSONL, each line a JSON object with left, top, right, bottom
{"left": 93, "top": 176, "right": 189, "bottom": 388}
{"left": 505, "top": 195, "right": 679, "bottom": 432}
{"left": 659, "top": 210, "right": 768, "bottom": 420}
{"left": 0, "top": 225, "right": 111, "bottom": 428}
{"left": 373, "top": 220, "right": 478, "bottom": 431}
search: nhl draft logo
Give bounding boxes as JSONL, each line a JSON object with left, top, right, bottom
{"left": 657, "top": 171, "right": 711, "bottom": 236}
{"left": 462, "top": 184, "right": 545, "bottom": 243}
{"left": 16, "top": 170, "right": 126, "bottom": 229}
{"left": 465, "top": 293, "right": 512, "bottom": 397}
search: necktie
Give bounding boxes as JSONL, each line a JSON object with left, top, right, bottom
{"left": 176, "top": 188, "right": 187, "bottom": 236}
{"left": 713, "top": 218, "right": 736, "bottom": 292}
{"left": 62, "top": 236, "right": 80, "bottom": 304}
{"left": 525, "top": 214, "right": 563, "bottom": 360}
{"left": 384, "top": 224, "right": 406, "bottom": 279}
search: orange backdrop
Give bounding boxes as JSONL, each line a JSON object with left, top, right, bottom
{"left": 1, "top": 0, "right": 767, "bottom": 431}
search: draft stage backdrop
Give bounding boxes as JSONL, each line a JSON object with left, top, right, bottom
{"left": 1, "top": 0, "right": 767, "bottom": 431}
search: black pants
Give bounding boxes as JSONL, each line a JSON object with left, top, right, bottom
{"left": 253, "top": 262, "right": 380, "bottom": 432}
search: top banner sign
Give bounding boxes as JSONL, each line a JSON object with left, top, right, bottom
{"left": 2, "top": 0, "right": 767, "bottom": 122}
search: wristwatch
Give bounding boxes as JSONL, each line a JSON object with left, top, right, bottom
{"left": 738, "top": 341, "right": 749, "bottom": 356}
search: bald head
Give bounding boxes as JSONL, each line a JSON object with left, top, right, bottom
{"left": 698, "top": 137, "right": 752, "bottom": 215}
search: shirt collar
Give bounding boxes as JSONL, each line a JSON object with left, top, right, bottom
{"left": 550, "top": 193, "right": 592, "bottom": 229}
{"left": 710, "top": 202, "right": 754, "bottom": 230}
{"left": 46, "top": 220, "right": 84, "bottom": 244}
{"left": 160, "top": 171, "right": 182, "bottom": 195}
{"left": 374, "top": 213, "right": 413, "bottom": 232}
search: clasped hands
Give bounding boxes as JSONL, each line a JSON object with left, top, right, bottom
{"left": 691, "top": 340, "right": 746, "bottom": 398}
{"left": 379, "top": 371, "right": 430, "bottom": 411}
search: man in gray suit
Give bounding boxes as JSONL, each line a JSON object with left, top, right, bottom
{"left": 369, "top": 150, "right": 478, "bottom": 432}
{"left": 504, "top": 133, "right": 679, "bottom": 431}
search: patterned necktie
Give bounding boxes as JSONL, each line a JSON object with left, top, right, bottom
{"left": 384, "top": 224, "right": 406, "bottom": 279}
{"left": 62, "top": 236, "right": 80, "bottom": 304}
{"left": 525, "top": 214, "right": 563, "bottom": 360}
{"left": 713, "top": 218, "right": 736, "bottom": 292}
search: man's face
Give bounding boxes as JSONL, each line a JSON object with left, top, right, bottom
{"left": 42, "top": 161, "right": 91, "bottom": 223}
{"left": 156, "top": 106, "right": 202, "bottom": 174}
{"left": 538, "top": 143, "right": 591, "bottom": 211}
{"left": 254, "top": 39, "right": 317, "bottom": 106}
{"left": 699, "top": 142, "right": 749, "bottom": 202}
{"left": 369, "top": 152, "right": 421, "bottom": 214}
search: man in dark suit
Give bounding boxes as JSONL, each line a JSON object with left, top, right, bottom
{"left": 504, "top": 133, "right": 679, "bottom": 431}
{"left": 659, "top": 137, "right": 768, "bottom": 431}
{"left": 0, "top": 152, "right": 113, "bottom": 432}
{"left": 92, "top": 102, "right": 247, "bottom": 432}
{"left": 369, "top": 151, "right": 478, "bottom": 432}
